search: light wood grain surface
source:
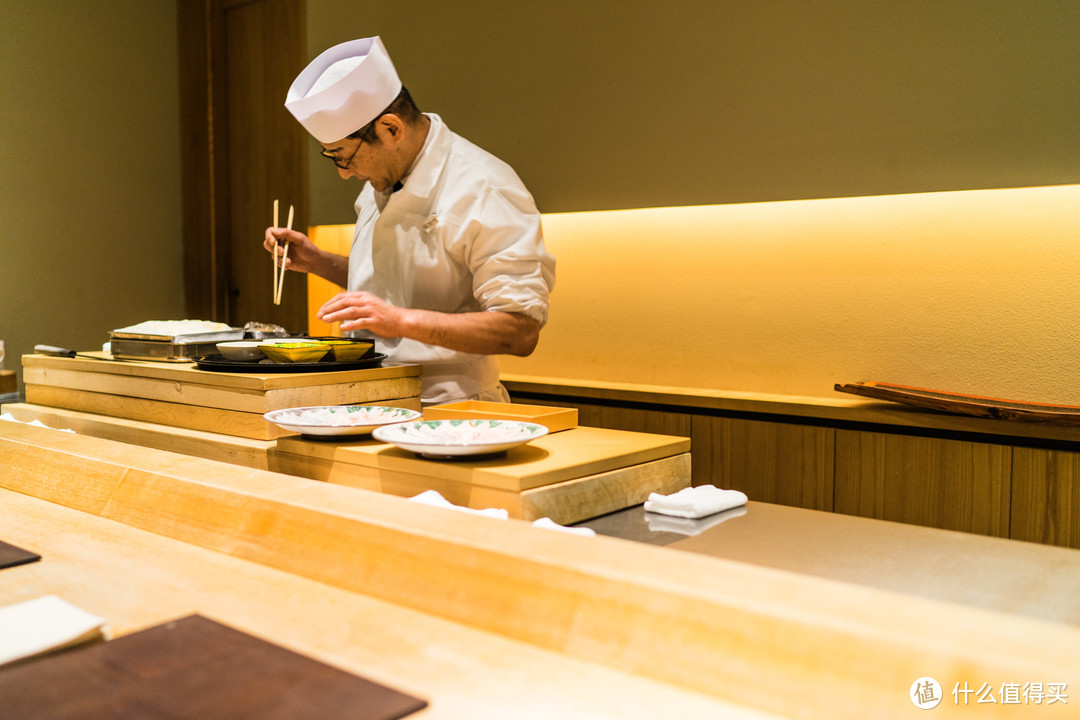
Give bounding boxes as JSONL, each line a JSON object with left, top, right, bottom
{"left": 22, "top": 363, "right": 420, "bottom": 413}
{"left": 1, "top": 403, "right": 279, "bottom": 469}
{"left": 24, "top": 353, "right": 420, "bottom": 389}
{"left": 20, "top": 353, "right": 423, "bottom": 440}
{"left": 2, "top": 422, "right": 1079, "bottom": 719}
{"left": 0, "top": 489, "right": 773, "bottom": 720}
{"left": 277, "top": 426, "right": 691, "bottom": 492}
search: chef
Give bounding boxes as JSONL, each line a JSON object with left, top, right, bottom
{"left": 265, "top": 36, "right": 555, "bottom": 405}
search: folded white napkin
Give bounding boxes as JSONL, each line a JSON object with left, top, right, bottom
{"left": 0, "top": 595, "right": 108, "bottom": 665}
{"left": 646, "top": 505, "right": 748, "bottom": 535}
{"left": 408, "top": 490, "right": 509, "bottom": 520}
{"left": 531, "top": 517, "right": 596, "bottom": 537}
{"left": 643, "top": 485, "right": 748, "bottom": 519}
{"left": 0, "top": 413, "right": 75, "bottom": 434}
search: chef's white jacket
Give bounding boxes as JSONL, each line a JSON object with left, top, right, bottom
{"left": 347, "top": 114, "right": 555, "bottom": 405}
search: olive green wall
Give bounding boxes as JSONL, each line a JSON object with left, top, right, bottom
{"left": 306, "top": 0, "right": 1080, "bottom": 224}
{"left": 0, "top": 0, "right": 183, "bottom": 382}
{"left": 1, "top": 1, "right": 1077, "bottom": 395}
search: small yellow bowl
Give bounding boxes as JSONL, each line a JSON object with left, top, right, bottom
{"left": 258, "top": 342, "right": 330, "bottom": 363}
{"left": 322, "top": 339, "right": 375, "bottom": 362}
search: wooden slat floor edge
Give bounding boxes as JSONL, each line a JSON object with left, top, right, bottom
{"left": 1, "top": 422, "right": 1077, "bottom": 720}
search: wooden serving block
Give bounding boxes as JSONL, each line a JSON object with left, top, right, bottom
{"left": 424, "top": 400, "right": 578, "bottom": 432}
{"left": 275, "top": 426, "right": 691, "bottom": 523}
{"left": 21, "top": 353, "right": 422, "bottom": 440}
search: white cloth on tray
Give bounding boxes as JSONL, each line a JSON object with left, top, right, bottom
{"left": 408, "top": 489, "right": 509, "bottom": 519}
{"left": 407, "top": 490, "right": 595, "bottom": 536}
{"left": 643, "top": 485, "right": 748, "bottom": 519}
{"left": 531, "top": 517, "right": 596, "bottom": 537}
{"left": 645, "top": 505, "right": 748, "bottom": 536}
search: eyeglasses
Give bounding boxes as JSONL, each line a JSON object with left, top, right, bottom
{"left": 320, "top": 137, "right": 366, "bottom": 169}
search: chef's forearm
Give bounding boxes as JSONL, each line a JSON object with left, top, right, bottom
{"left": 400, "top": 309, "right": 540, "bottom": 357}
{"left": 311, "top": 251, "right": 349, "bottom": 289}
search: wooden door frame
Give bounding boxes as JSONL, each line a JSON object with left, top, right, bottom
{"left": 176, "top": 0, "right": 307, "bottom": 326}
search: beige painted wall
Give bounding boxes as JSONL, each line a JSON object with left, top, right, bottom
{"left": 0, "top": 0, "right": 183, "bottom": 381}
{"left": 305, "top": 0, "right": 1080, "bottom": 223}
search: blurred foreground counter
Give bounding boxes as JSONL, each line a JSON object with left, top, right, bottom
{"left": 1, "top": 421, "right": 1079, "bottom": 719}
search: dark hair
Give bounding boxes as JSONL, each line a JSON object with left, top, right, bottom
{"left": 347, "top": 86, "right": 421, "bottom": 142}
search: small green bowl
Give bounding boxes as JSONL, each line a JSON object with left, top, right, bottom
{"left": 258, "top": 342, "right": 330, "bottom": 363}
{"left": 322, "top": 339, "right": 375, "bottom": 362}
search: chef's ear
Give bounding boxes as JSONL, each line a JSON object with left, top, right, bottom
{"left": 379, "top": 113, "right": 405, "bottom": 140}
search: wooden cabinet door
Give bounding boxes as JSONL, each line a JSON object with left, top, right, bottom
{"left": 834, "top": 429, "right": 1011, "bottom": 538}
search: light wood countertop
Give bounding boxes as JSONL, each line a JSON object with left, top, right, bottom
{"left": 0, "top": 488, "right": 776, "bottom": 720}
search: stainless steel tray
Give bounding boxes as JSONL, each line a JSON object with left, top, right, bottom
{"left": 109, "top": 330, "right": 244, "bottom": 362}
{"left": 109, "top": 329, "right": 243, "bottom": 343}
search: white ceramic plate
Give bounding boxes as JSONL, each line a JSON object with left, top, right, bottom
{"left": 372, "top": 419, "right": 549, "bottom": 458}
{"left": 264, "top": 405, "right": 421, "bottom": 436}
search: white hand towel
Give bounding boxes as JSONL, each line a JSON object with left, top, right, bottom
{"left": 643, "top": 485, "right": 748, "bottom": 519}
{"left": 408, "top": 489, "right": 510, "bottom": 520}
{"left": 0, "top": 595, "right": 108, "bottom": 665}
{"left": 645, "top": 505, "right": 747, "bottom": 535}
{"left": 531, "top": 517, "right": 596, "bottom": 537}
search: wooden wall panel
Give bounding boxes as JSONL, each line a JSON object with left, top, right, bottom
{"left": 573, "top": 403, "right": 692, "bottom": 439}
{"left": 693, "top": 416, "right": 834, "bottom": 510}
{"left": 564, "top": 400, "right": 832, "bottom": 507}
{"left": 834, "top": 430, "right": 1011, "bottom": 538}
{"left": 1010, "top": 448, "right": 1080, "bottom": 549}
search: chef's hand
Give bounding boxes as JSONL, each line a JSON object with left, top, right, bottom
{"left": 263, "top": 227, "right": 321, "bottom": 275}
{"left": 317, "top": 291, "right": 406, "bottom": 336}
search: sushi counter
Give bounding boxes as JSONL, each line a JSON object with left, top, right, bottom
{"left": 4, "top": 351, "right": 691, "bottom": 523}
{"left": 4, "top": 345, "right": 1080, "bottom": 718}
{"left": 2, "top": 417, "right": 1078, "bottom": 719}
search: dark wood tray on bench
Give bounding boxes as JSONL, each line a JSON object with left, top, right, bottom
{"left": 835, "top": 381, "right": 1080, "bottom": 427}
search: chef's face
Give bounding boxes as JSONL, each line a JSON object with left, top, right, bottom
{"left": 320, "top": 118, "right": 407, "bottom": 192}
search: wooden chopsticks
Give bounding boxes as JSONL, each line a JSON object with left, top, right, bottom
{"left": 272, "top": 199, "right": 294, "bottom": 306}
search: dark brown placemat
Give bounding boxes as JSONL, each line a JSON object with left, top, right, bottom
{"left": 0, "top": 540, "right": 41, "bottom": 570}
{"left": 0, "top": 614, "right": 427, "bottom": 720}
{"left": 835, "top": 381, "right": 1080, "bottom": 426}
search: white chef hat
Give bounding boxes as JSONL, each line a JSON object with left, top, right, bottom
{"left": 284, "top": 36, "right": 403, "bottom": 143}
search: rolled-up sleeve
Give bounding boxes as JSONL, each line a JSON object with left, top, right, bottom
{"left": 465, "top": 184, "right": 556, "bottom": 327}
